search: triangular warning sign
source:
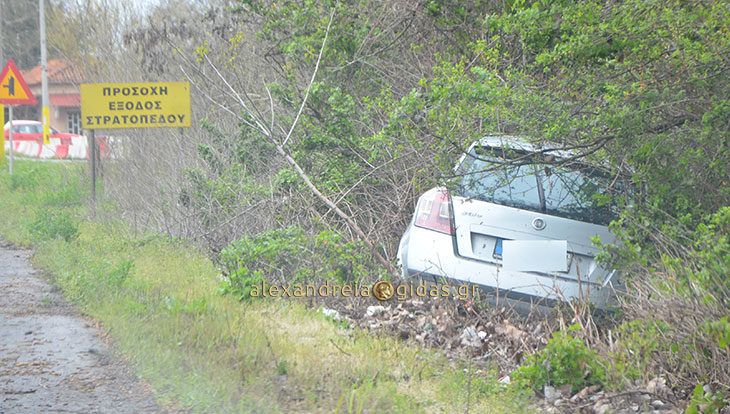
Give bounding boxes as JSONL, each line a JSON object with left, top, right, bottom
{"left": 0, "top": 58, "right": 37, "bottom": 105}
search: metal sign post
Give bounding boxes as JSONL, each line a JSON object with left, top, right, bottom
{"left": 40, "top": 0, "right": 51, "bottom": 145}
{"left": 0, "top": 105, "right": 4, "bottom": 166}
{"left": 8, "top": 105, "right": 13, "bottom": 174}
{"left": 89, "top": 129, "right": 95, "bottom": 204}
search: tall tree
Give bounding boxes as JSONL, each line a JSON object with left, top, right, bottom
{"left": 4, "top": 0, "right": 42, "bottom": 68}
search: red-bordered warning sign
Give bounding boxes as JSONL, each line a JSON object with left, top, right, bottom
{"left": 0, "top": 58, "right": 37, "bottom": 105}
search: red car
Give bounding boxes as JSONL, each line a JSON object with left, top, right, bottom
{"left": 4, "top": 120, "right": 82, "bottom": 145}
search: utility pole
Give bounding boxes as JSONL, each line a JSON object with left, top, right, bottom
{"left": 0, "top": 0, "right": 3, "bottom": 71}
{"left": 40, "top": 0, "right": 50, "bottom": 144}
{"left": 0, "top": 0, "right": 5, "bottom": 167}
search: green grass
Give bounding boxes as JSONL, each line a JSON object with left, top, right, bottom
{"left": 0, "top": 160, "right": 531, "bottom": 413}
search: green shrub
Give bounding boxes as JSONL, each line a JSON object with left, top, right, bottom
{"left": 608, "top": 319, "right": 669, "bottom": 387}
{"left": 687, "top": 383, "right": 728, "bottom": 414}
{"left": 218, "top": 225, "right": 306, "bottom": 300}
{"left": 684, "top": 207, "right": 730, "bottom": 302}
{"left": 41, "top": 182, "right": 83, "bottom": 207}
{"left": 7, "top": 167, "right": 41, "bottom": 190}
{"left": 218, "top": 225, "right": 385, "bottom": 300}
{"left": 513, "top": 324, "right": 606, "bottom": 393}
{"left": 705, "top": 316, "right": 730, "bottom": 350}
{"left": 104, "top": 259, "right": 133, "bottom": 286}
{"left": 276, "top": 359, "right": 289, "bottom": 376}
{"left": 28, "top": 210, "right": 79, "bottom": 242}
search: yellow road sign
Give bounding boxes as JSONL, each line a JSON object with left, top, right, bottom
{"left": 0, "top": 59, "right": 37, "bottom": 105}
{"left": 81, "top": 82, "right": 191, "bottom": 129}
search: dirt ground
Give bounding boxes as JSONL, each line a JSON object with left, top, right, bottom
{"left": 0, "top": 239, "right": 168, "bottom": 413}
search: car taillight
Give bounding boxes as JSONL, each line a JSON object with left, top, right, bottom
{"left": 414, "top": 188, "right": 454, "bottom": 235}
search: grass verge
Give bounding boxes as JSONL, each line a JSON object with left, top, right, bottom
{"left": 0, "top": 160, "right": 530, "bottom": 413}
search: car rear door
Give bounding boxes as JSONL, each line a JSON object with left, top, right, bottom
{"left": 452, "top": 143, "right": 617, "bottom": 285}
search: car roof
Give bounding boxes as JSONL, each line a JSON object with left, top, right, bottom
{"left": 466, "top": 135, "right": 620, "bottom": 175}
{"left": 4, "top": 120, "right": 42, "bottom": 129}
{"left": 473, "top": 135, "right": 576, "bottom": 159}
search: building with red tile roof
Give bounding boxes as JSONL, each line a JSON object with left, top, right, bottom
{"left": 20, "top": 60, "right": 84, "bottom": 134}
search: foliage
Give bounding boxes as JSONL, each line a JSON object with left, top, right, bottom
{"left": 513, "top": 324, "right": 606, "bottom": 393}
{"left": 218, "top": 225, "right": 305, "bottom": 299}
{"left": 43, "top": 0, "right": 730, "bottom": 400}
{"left": 0, "top": 160, "right": 531, "bottom": 413}
{"left": 8, "top": 167, "right": 43, "bottom": 190}
{"left": 683, "top": 207, "right": 730, "bottom": 302}
{"left": 29, "top": 210, "right": 79, "bottom": 243}
{"left": 54, "top": 0, "right": 730, "bottom": 271}
{"left": 686, "top": 383, "right": 728, "bottom": 414}
{"left": 218, "top": 224, "right": 384, "bottom": 300}
{"left": 608, "top": 319, "right": 670, "bottom": 387}
{"left": 2, "top": 0, "right": 42, "bottom": 68}
{"left": 104, "top": 259, "right": 134, "bottom": 287}
{"left": 18, "top": 166, "right": 83, "bottom": 244}
{"left": 607, "top": 206, "right": 730, "bottom": 306}
{"left": 705, "top": 317, "right": 730, "bottom": 350}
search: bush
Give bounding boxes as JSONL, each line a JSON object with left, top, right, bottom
{"left": 8, "top": 167, "right": 42, "bottom": 190}
{"left": 603, "top": 206, "right": 730, "bottom": 392}
{"left": 218, "top": 226, "right": 305, "bottom": 300}
{"left": 705, "top": 316, "right": 730, "bottom": 350}
{"left": 28, "top": 210, "right": 79, "bottom": 242}
{"left": 513, "top": 324, "right": 606, "bottom": 394}
{"left": 103, "top": 259, "right": 134, "bottom": 287}
{"left": 687, "top": 383, "right": 728, "bottom": 414}
{"left": 608, "top": 319, "right": 670, "bottom": 387}
{"left": 218, "top": 225, "right": 384, "bottom": 300}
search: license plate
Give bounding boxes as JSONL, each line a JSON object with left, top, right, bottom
{"left": 502, "top": 240, "right": 569, "bottom": 272}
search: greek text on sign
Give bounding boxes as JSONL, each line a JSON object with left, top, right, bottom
{"left": 81, "top": 82, "right": 191, "bottom": 129}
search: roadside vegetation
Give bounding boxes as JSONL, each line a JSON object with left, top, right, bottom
{"left": 0, "top": 161, "right": 530, "bottom": 412}
{"left": 0, "top": 0, "right": 728, "bottom": 411}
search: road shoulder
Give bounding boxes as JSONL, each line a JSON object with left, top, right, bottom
{"left": 0, "top": 239, "right": 168, "bottom": 413}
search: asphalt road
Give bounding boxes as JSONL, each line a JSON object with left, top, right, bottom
{"left": 0, "top": 239, "right": 167, "bottom": 413}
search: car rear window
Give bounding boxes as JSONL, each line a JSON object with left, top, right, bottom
{"left": 456, "top": 145, "right": 622, "bottom": 226}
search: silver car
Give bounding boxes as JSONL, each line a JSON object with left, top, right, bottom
{"left": 397, "top": 136, "right": 622, "bottom": 308}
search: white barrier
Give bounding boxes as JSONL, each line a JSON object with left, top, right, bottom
{"left": 4, "top": 138, "right": 89, "bottom": 160}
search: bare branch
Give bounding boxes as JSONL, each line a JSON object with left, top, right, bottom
{"left": 190, "top": 1, "right": 397, "bottom": 275}
{"left": 264, "top": 81, "right": 275, "bottom": 136}
{"left": 203, "top": 52, "right": 271, "bottom": 137}
{"left": 281, "top": 5, "right": 336, "bottom": 148}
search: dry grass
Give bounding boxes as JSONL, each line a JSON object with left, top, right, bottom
{"left": 0, "top": 160, "right": 531, "bottom": 413}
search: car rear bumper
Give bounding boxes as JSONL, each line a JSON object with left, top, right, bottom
{"left": 398, "top": 225, "right": 618, "bottom": 309}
